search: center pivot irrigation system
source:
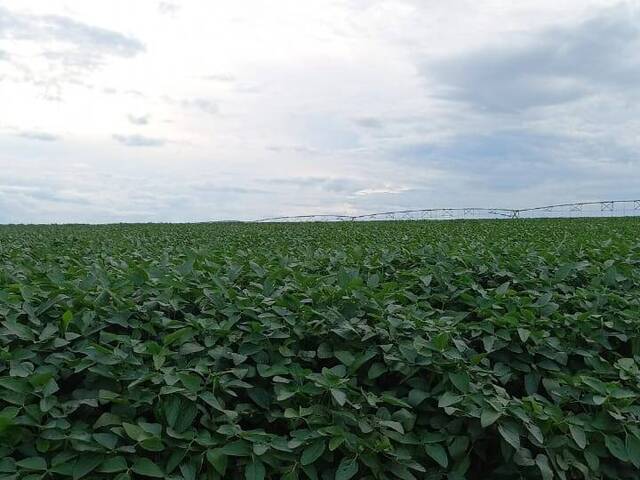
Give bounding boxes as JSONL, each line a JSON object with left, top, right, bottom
{"left": 255, "top": 199, "right": 640, "bottom": 222}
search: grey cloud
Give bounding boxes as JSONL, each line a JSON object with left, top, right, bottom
{"left": 394, "top": 128, "right": 640, "bottom": 192}
{"left": 16, "top": 131, "right": 60, "bottom": 142}
{"left": 267, "top": 145, "right": 318, "bottom": 154}
{"left": 353, "top": 117, "right": 384, "bottom": 129}
{"left": 158, "top": 2, "right": 180, "bottom": 16}
{"left": 0, "top": 6, "right": 144, "bottom": 57}
{"left": 0, "top": 180, "right": 160, "bottom": 223}
{"left": 41, "top": 15, "right": 144, "bottom": 57}
{"left": 203, "top": 74, "right": 236, "bottom": 83}
{"left": 188, "top": 182, "right": 268, "bottom": 195}
{"left": 268, "top": 176, "right": 362, "bottom": 194}
{"left": 0, "top": 5, "right": 144, "bottom": 85}
{"left": 127, "top": 114, "right": 150, "bottom": 125}
{"left": 426, "top": 6, "right": 640, "bottom": 112}
{"left": 0, "top": 183, "right": 93, "bottom": 206}
{"left": 113, "top": 134, "right": 165, "bottom": 147}
{"left": 182, "top": 98, "right": 219, "bottom": 115}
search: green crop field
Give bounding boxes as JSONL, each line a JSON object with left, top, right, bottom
{"left": 1, "top": 218, "right": 639, "bottom": 480}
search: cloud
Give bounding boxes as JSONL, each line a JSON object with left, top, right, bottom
{"left": 16, "top": 131, "right": 59, "bottom": 142}
{"left": 203, "top": 74, "right": 236, "bottom": 83}
{"left": 354, "top": 186, "right": 411, "bottom": 196}
{"left": 0, "top": 175, "right": 163, "bottom": 224}
{"left": 426, "top": 5, "right": 640, "bottom": 112}
{"left": 2, "top": 1, "right": 640, "bottom": 223}
{"left": 267, "top": 176, "right": 382, "bottom": 195}
{"left": 158, "top": 2, "right": 180, "bottom": 16}
{"left": 188, "top": 181, "right": 268, "bottom": 195}
{"left": 266, "top": 145, "right": 318, "bottom": 154}
{"left": 268, "top": 176, "right": 363, "bottom": 194}
{"left": 113, "top": 134, "right": 165, "bottom": 147}
{"left": 0, "top": 5, "right": 144, "bottom": 97}
{"left": 181, "top": 98, "right": 219, "bottom": 115}
{"left": 41, "top": 15, "right": 144, "bottom": 58}
{"left": 353, "top": 117, "right": 384, "bottom": 129}
{"left": 0, "top": 6, "right": 144, "bottom": 58}
{"left": 394, "top": 127, "right": 640, "bottom": 193}
{"left": 127, "top": 114, "right": 150, "bottom": 125}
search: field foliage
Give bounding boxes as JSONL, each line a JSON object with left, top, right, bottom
{"left": 0, "top": 219, "right": 639, "bottom": 479}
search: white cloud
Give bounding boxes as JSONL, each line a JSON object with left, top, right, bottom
{"left": 127, "top": 114, "right": 150, "bottom": 125}
{"left": 15, "top": 130, "right": 60, "bottom": 141}
{"left": 112, "top": 134, "right": 166, "bottom": 147}
{"left": 354, "top": 186, "right": 411, "bottom": 196}
{"left": 0, "top": 0, "right": 637, "bottom": 222}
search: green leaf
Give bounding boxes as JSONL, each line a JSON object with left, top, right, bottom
{"left": 496, "top": 281, "right": 510, "bottom": 295}
{"left": 335, "top": 457, "right": 358, "bottom": 480}
{"left": 569, "top": 425, "right": 587, "bottom": 449}
{"left": 302, "top": 464, "right": 318, "bottom": 480}
{"left": 438, "top": 391, "right": 462, "bottom": 408}
{"left": 131, "top": 458, "right": 164, "bottom": 478}
{"left": 367, "top": 362, "right": 386, "bottom": 380}
{"left": 605, "top": 435, "right": 629, "bottom": 462}
{"left": 122, "top": 422, "right": 143, "bottom": 442}
{"left": 206, "top": 449, "right": 227, "bottom": 476}
{"left": 247, "top": 388, "right": 271, "bottom": 409}
{"left": 535, "top": 454, "right": 553, "bottom": 480}
{"left": 379, "top": 420, "right": 404, "bottom": 434}
{"left": 72, "top": 454, "right": 104, "bottom": 480}
{"left": 245, "top": 459, "right": 265, "bottom": 480}
{"left": 448, "top": 436, "right": 469, "bottom": 459}
{"left": 220, "top": 440, "right": 251, "bottom": 456}
{"left": 334, "top": 351, "right": 354, "bottom": 366}
{"left": 524, "top": 373, "right": 540, "bottom": 395}
{"left": 408, "top": 389, "right": 429, "bottom": 407}
{"left": 497, "top": 423, "right": 520, "bottom": 450}
{"left": 330, "top": 388, "right": 347, "bottom": 406}
{"left": 98, "top": 456, "right": 127, "bottom": 473}
{"left": 425, "top": 444, "right": 448, "bottom": 468}
{"left": 62, "top": 310, "right": 73, "bottom": 331}
{"left": 9, "top": 361, "right": 34, "bottom": 377}
{"left": 178, "top": 372, "right": 202, "bottom": 392}
{"left": 0, "top": 458, "right": 16, "bottom": 473}
{"left": 0, "top": 377, "right": 29, "bottom": 393}
{"left": 301, "top": 439, "right": 326, "bottom": 466}
{"left": 0, "top": 406, "right": 18, "bottom": 432}
{"left": 627, "top": 434, "right": 640, "bottom": 468}
{"left": 166, "top": 450, "right": 187, "bottom": 474}
{"left": 517, "top": 328, "right": 530, "bottom": 343}
{"left": 420, "top": 275, "right": 432, "bottom": 287}
{"left": 16, "top": 457, "right": 47, "bottom": 471}
{"left": 433, "top": 332, "right": 449, "bottom": 350}
{"left": 526, "top": 423, "right": 544, "bottom": 444}
{"left": 533, "top": 292, "right": 552, "bottom": 307}
{"left": 179, "top": 463, "right": 197, "bottom": 480}
{"left": 329, "top": 436, "right": 345, "bottom": 451}
{"left": 139, "top": 437, "right": 164, "bottom": 452}
{"left": 42, "top": 378, "right": 59, "bottom": 397}
{"left": 93, "top": 433, "right": 119, "bottom": 450}
{"left": 386, "top": 464, "right": 416, "bottom": 480}
{"left": 449, "top": 372, "right": 470, "bottom": 393}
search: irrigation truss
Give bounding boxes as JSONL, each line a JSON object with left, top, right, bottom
{"left": 255, "top": 199, "right": 640, "bottom": 222}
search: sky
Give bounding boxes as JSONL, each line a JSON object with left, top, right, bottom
{"left": 0, "top": 0, "right": 639, "bottom": 223}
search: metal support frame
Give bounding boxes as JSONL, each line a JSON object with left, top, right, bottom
{"left": 254, "top": 200, "right": 640, "bottom": 223}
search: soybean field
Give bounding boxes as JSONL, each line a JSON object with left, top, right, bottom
{"left": 0, "top": 218, "right": 639, "bottom": 480}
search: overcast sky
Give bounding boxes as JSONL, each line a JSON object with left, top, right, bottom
{"left": 1, "top": 0, "right": 638, "bottom": 222}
